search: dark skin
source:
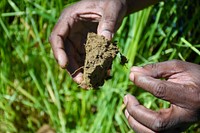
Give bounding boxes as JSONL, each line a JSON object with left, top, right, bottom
{"left": 49, "top": 0, "right": 200, "bottom": 132}
{"left": 49, "top": 0, "right": 158, "bottom": 83}
{"left": 49, "top": 0, "right": 128, "bottom": 83}
{"left": 125, "top": 60, "right": 200, "bottom": 132}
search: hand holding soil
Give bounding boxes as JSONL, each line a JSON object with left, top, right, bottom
{"left": 49, "top": 0, "right": 127, "bottom": 84}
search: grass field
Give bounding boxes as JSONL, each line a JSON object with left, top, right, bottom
{"left": 1, "top": 0, "right": 200, "bottom": 132}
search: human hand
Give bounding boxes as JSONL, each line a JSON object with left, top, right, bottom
{"left": 124, "top": 60, "right": 200, "bottom": 132}
{"left": 49, "top": 0, "right": 127, "bottom": 84}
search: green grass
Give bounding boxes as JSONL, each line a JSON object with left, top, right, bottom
{"left": 1, "top": 0, "right": 200, "bottom": 132}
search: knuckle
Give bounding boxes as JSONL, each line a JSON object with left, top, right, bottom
{"left": 170, "top": 59, "right": 180, "bottom": 65}
{"left": 128, "top": 104, "right": 135, "bottom": 115}
{"left": 170, "top": 59, "right": 184, "bottom": 68}
{"left": 181, "top": 85, "right": 200, "bottom": 108}
{"left": 153, "top": 82, "right": 167, "bottom": 98}
{"left": 144, "top": 63, "right": 158, "bottom": 70}
{"left": 127, "top": 103, "right": 140, "bottom": 116}
{"left": 170, "top": 59, "right": 180, "bottom": 64}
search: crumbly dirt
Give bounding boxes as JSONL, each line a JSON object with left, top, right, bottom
{"left": 80, "top": 33, "right": 119, "bottom": 89}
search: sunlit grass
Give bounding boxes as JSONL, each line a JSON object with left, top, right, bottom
{"left": 1, "top": 0, "right": 200, "bottom": 132}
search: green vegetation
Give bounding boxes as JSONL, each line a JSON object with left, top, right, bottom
{"left": 1, "top": 0, "right": 200, "bottom": 132}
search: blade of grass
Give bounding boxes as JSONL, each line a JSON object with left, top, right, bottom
{"left": 181, "top": 38, "right": 200, "bottom": 56}
{"left": 1, "top": 75, "right": 40, "bottom": 106}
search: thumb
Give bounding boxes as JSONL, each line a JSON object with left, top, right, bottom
{"left": 97, "top": 1, "right": 125, "bottom": 40}
{"left": 97, "top": 13, "right": 116, "bottom": 40}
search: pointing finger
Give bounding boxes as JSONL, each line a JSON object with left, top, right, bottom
{"left": 129, "top": 72, "right": 193, "bottom": 108}
{"left": 130, "top": 60, "right": 186, "bottom": 78}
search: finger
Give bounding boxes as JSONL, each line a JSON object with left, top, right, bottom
{"left": 73, "top": 72, "right": 83, "bottom": 85}
{"left": 65, "top": 39, "right": 83, "bottom": 84}
{"left": 78, "top": 13, "right": 101, "bottom": 22}
{"left": 66, "top": 37, "right": 85, "bottom": 66}
{"left": 124, "top": 94, "right": 191, "bottom": 132}
{"left": 67, "top": 55, "right": 84, "bottom": 84}
{"left": 49, "top": 15, "right": 74, "bottom": 68}
{"left": 129, "top": 72, "right": 192, "bottom": 108}
{"left": 65, "top": 39, "right": 83, "bottom": 72}
{"left": 68, "top": 0, "right": 102, "bottom": 24}
{"left": 71, "top": 1, "right": 102, "bottom": 17}
{"left": 130, "top": 60, "right": 185, "bottom": 78}
{"left": 97, "top": 1, "right": 125, "bottom": 40}
{"left": 125, "top": 110, "right": 155, "bottom": 133}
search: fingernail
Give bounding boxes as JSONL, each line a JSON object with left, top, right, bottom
{"left": 73, "top": 73, "right": 83, "bottom": 84}
{"left": 124, "top": 95, "right": 128, "bottom": 105}
{"left": 129, "top": 72, "right": 134, "bottom": 81}
{"left": 125, "top": 109, "right": 129, "bottom": 118}
{"left": 100, "top": 30, "right": 112, "bottom": 40}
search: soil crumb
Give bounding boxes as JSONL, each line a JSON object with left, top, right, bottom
{"left": 80, "top": 33, "right": 120, "bottom": 89}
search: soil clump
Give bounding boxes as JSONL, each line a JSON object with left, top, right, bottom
{"left": 81, "top": 33, "right": 120, "bottom": 89}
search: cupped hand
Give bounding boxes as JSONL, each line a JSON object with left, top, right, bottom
{"left": 49, "top": 0, "right": 127, "bottom": 84}
{"left": 124, "top": 60, "right": 200, "bottom": 132}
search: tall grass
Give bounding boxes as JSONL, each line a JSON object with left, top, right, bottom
{"left": 1, "top": 0, "right": 200, "bottom": 132}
